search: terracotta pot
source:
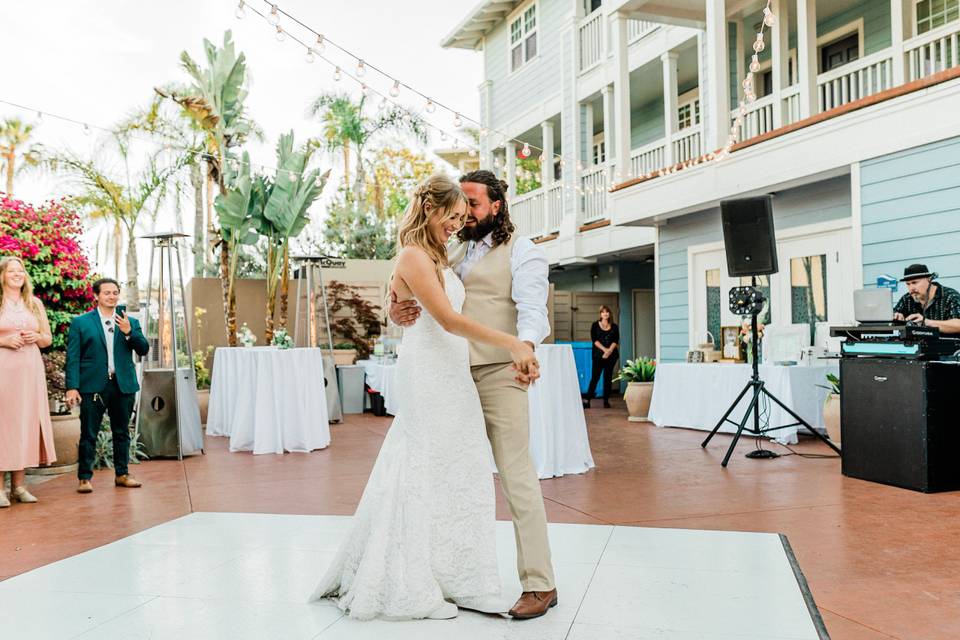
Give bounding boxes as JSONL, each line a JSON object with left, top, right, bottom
{"left": 822, "top": 393, "right": 841, "bottom": 445}
{"left": 197, "top": 389, "right": 210, "bottom": 426}
{"left": 330, "top": 349, "right": 357, "bottom": 366}
{"left": 624, "top": 381, "right": 654, "bottom": 422}
{"left": 28, "top": 413, "right": 81, "bottom": 476}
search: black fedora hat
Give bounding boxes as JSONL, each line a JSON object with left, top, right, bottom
{"left": 900, "top": 263, "right": 937, "bottom": 282}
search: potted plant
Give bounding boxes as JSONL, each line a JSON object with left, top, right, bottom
{"left": 324, "top": 280, "right": 384, "bottom": 363}
{"left": 614, "top": 357, "right": 656, "bottom": 422}
{"left": 193, "top": 346, "right": 214, "bottom": 425}
{"left": 818, "top": 373, "right": 841, "bottom": 444}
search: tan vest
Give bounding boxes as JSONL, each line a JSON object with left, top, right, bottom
{"left": 450, "top": 235, "right": 518, "bottom": 367}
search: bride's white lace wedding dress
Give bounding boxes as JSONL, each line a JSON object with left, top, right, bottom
{"left": 310, "top": 268, "right": 500, "bottom": 620}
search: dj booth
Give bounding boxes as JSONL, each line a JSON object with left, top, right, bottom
{"left": 831, "top": 323, "right": 960, "bottom": 493}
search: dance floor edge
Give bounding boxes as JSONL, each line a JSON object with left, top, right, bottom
{"left": 0, "top": 512, "right": 827, "bottom": 640}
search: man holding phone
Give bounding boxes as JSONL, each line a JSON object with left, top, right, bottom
{"left": 65, "top": 278, "right": 149, "bottom": 493}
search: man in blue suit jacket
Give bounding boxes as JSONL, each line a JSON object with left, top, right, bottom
{"left": 65, "top": 278, "right": 149, "bottom": 493}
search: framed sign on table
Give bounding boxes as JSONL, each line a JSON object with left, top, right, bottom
{"left": 721, "top": 325, "right": 743, "bottom": 361}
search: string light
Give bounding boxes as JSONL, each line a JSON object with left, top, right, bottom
{"left": 453, "top": 113, "right": 462, "bottom": 128}
{"left": 235, "top": 0, "right": 246, "bottom": 20}
{"left": 356, "top": 60, "right": 366, "bottom": 77}
{"left": 275, "top": 25, "right": 285, "bottom": 42}
{"left": 360, "top": 83, "right": 369, "bottom": 96}
{"left": 314, "top": 34, "right": 325, "bottom": 54}
{"left": 333, "top": 66, "right": 341, "bottom": 81}
{"left": 305, "top": 47, "right": 315, "bottom": 63}
{"left": 389, "top": 80, "right": 401, "bottom": 97}
{"left": 425, "top": 98, "right": 436, "bottom": 114}
{"left": 267, "top": 3, "right": 279, "bottom": 25}
{"left": 520, "top": 142, "right": 531, "bottom": 158}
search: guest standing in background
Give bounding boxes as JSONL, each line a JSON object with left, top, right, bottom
{"left": 583, "top": 305, "right": 619, "bottom": 409}
{"left": 64, "top": 278, "right": 149, "bottom": 494}
{"left": 0, "top": 256, "right": 56, "bottom": 507}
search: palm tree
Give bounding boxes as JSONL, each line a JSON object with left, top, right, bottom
{"left": 158, "top": 30, "right": 258, "bottom": 345}
{"left": 50, "top": 132, "right": 188, "bottom": 311}
{"left": 307, "top": 93, "right": 426, "bottom": 201}
{"left": 0, "top": 117, "right": 42, "bottom": 195}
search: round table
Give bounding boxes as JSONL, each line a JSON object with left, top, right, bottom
{"left": 206, "top": 347, "right": 330, "bottom": 454}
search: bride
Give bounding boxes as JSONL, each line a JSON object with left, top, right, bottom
{"left": 310, "top": 174, "right": 540, "bottom": 620}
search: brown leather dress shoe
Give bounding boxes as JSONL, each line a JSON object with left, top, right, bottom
{"left": 509, "top": 589, "right": 558, "bottom": 619}
{"left": 77, "top": 480, "right": 93, "bottom": 494}
{"left": 115, "top": 475, "right": 142, "bottom": 488}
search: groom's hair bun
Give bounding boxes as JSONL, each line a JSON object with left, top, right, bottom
{"left": 458, "top": 169, "right": 515, "bottom": 247}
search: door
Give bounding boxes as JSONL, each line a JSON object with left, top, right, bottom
{"left": 552, "top": 290, "right": 573, "bottom": 341}
{"left": 821, "top": 33, "right": 860, "bottom": 72}
{"left": 632, "top": 289, "right": 655, "bottom": 358}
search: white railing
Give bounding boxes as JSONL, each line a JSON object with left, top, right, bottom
{"left": 511, "top": 188, "right": 544, "bottom": 238}
{"left": 627, "top": 20, "right": 657, "bottom": 44}
{"left": 671, "top": 124, "right": 703, "bottom": 163}
{"left": 512, "top": 183, "right": 563, "bottom": 238}
{"left": 545, "top": 183, "right": 564, "bottom": 233}
{"left": 730, "top": 94, "right": 776, "bottom": 143}
{"left": 782, "top": 85, "right": 801, "bottom": 126}
{"left": 818, "top": 49, "right": 894, "bottom": 112}
{"left": 904, "top": 21, "right": 960, "bottom": 82}
{"left": 630, "top": 140, "right": 666, "bottom": 177}
{"left": 578, "top": 10, "right": 604, "bottom": 72}
{"left": 579, "top": 165, "right": 608, "bottom": 224}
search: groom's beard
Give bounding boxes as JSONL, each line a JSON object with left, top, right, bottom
{"left": 458, "top": 215, "right": 499, "bottom": 242}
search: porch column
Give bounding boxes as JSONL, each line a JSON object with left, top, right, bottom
{"left": 890, "top": 0, "right": 906, "bottom": 85}
{"left": 771, "top": 0, "right": 789, "bottom": 127}
{"left": 796, "top": 0, "right": 819, "bottom": 119}
{"left": 541, "top": 120, "right": 555, "bottom": 186}
{"left": 612, "top": 12, "right": 632, "bottom": 180}
{"left": 479, "top": 80, "right": 493, "bottom": 169}
{"left": 505, "top": 141, "right": 517, "bottom": 198}
{"left": 582, "top": 102, "right": 594, "bottom": 167}
{"left": 601, "top": 83, "right": 614, "bottom": 172}
{"left": 705, "top": 0, "right": 731, "bottom": 151}
{"left": 661, "top": 51, "right": 679, "bottom": 166}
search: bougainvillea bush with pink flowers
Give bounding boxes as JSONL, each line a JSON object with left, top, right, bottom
{"left": 0, "top": 195, "right": 95, "bottom": 349}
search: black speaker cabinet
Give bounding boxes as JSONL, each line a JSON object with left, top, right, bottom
{"left": 840, "top": 359, "right": 960, "bottom": 493}
{"left": 721, "top": 196, "right": 779, "bottom": 277}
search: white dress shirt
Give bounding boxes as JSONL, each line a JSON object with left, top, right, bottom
{"left": 98, "top": 309, "right": 116, "bottom": 375}
{"left": 454, "top": 233, "right": 551, "bottom": 346}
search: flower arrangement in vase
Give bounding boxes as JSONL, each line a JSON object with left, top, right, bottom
{"left": 271, "top": 327, "right": 294, "bottom": 350}
{"left": 739, "top": 319, "right": 765, "bottom": 363}
{"left": 238, "top": 323, "right": 257, "bottom": 348}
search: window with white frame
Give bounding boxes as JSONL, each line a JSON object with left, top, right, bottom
{"left": 916, "top": 0, "right": 959, "bottom": 35}
{"left": 677, "top": 92, "right": 701, "bottom": 130}
{"left": 510, "top": 4, "right": 539, "bottom": 72}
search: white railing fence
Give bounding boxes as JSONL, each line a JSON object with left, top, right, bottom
{"left": 511, "top": 188, "right": 545, "bottom": 238}
{"left": 627, "top": 20, "right": 657, "bottom": 43}
{"left": 672, "top": 124, "right": 703, "bottom": 162}
{"left": 730, "top": 94, "right": 776, "bottom": 143}
{"left": 781, "top": 85, "right": 801, "bottom": 127}
{"left": 905, "top": 21, "right": 960, "bottom": 81}
{"left": 817, "top": 49, "right": 894, "bottom": 112}
{"left": 630, "top": 140, "right": 666, "bottom": 177}
{"left": 579, "top": 165, "right": 608, "bottom": 224}
{"left": 578, "top": 10, "right": 604, "bottom": 72}
{"left": 545, "top": 183, "right": 564, "bottom": 233}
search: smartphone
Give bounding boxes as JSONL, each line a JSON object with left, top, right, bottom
{"left": 115, "top": 304, "right": 127, "bottom": 319}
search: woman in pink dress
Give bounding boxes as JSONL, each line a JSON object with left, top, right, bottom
{"left": 0, "top": 256, "right": 56, "bottom": 506}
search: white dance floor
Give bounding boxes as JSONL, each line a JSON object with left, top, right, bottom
{"left": 0, "top": 512, "right": 826, "bottom": 639}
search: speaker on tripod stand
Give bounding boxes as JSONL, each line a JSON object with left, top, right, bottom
{"left": 700, "top": 196, "right": 841, "bottom": 466}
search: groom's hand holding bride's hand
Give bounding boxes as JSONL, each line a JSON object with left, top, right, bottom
{"left": 388, "top": 291, "right": 421, "bottom": 327}
{"left": 510, "top": 339, "right": 540, "bottom": 386}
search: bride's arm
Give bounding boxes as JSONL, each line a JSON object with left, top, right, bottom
{"left": 395, "top": 247, "right": 539, "bottom": 376}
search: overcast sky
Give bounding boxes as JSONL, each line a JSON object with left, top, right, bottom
{"left": 5, "top": 0, "right": 482, "bottom": 274}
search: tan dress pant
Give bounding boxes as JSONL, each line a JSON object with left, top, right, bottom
{"left": 471, "top": 362, "right": 556, "bottom": 592}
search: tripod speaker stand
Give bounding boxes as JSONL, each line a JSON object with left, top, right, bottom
{"left": 700, "top": 281, "right": 841, "bottom": 466}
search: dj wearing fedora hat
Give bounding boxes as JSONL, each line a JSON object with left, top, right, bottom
{"left": 892, "top": 264, "right": 960, "bottom": 334}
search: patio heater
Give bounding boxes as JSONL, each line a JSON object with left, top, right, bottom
{"left": 292, "top": 255, "right": 343, "bottom": 422}
{"left": 136, "top": 231, "right": 204, "bottom": 458}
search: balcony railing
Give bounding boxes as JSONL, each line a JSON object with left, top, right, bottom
{"left": 627, "top": 20, "right": 657, "bottom": 44}
{"left": 512, "top": 183, "right": 564, "bottom": 239}
{"left": 578, "top": 10, "right": 604, "bottom": 73}
{"left": 782, "top": 85, "right": 801, "bottom": 127}
{"left": 580, "top": 165, "right": 608, "bottom": 225}
{"left": 630, "top": 140, "right": 666, "bottom": 177}
{"left": 672, "top": 124, "right": 703, "bottom": 163}
{"left": 905, "top": 21, "right": 960, "bottom": 81}
{"left": 730, "top": 94, "right": 777, "bottom": 143}
{"left": 818, "top": 49, "right": 895, "bottom": 112}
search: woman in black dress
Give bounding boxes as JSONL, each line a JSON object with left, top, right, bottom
{"left": 583, "top": 305, "right": 619, "bottom": 409}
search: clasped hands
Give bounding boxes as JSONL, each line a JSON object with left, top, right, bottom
{"left": 2, "top": 330, "right": 44, "bottom": 350}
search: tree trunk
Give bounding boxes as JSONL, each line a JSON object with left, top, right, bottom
{"left": 113, "top": 219, "right": 122, "bottom": 278}
{"left": 264, "top": 243, "right": 278, "bottom": 344}
{"left": 205, "top": 167, "right": 217, "bottom": 270}
{"left": 342, "top": 143, "right": 351, "bottom": 195}
{"left": 190, "top": 162, "right": 204, "bottom": 276}
{"left": 278, "top": 244, "right": 290, "bottom": 330}
{"left": 3, "top": 149, "right": 15, "bottom": 195}
{"left": 220, "top": 236, "right": 236, "bottom": 346}
{"left": 125, "top": 229, "right": 141, "bottom": 312}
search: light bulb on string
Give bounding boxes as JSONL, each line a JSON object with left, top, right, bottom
{"left": 519, "top": 142, "right": 531, "bottom": 158}
{"left": 763, "top": 6, "right": 776, "bottom": 27}
{"left": 356, "top": 60, "right": 366, "bottom": 77}
{"left": 425, "top": 99, "right": 436, "bottom": 114}
{"left": 333, "top": 67, "right": 342, "bottom": 81}
{"left": 750, "top": 54, "right": 760, "bottom": 73}
{"left": 275, "top": 26, "right": 285, "bottom": 42}
{"left": 305, "top": 47, "right": 315, "bottom": 63}
{"left": 401, "top": 110, "right": 411, "bottom": 123}
{"left": 453, "top": 113, "right": 462, "bottom": 128}
{"left": 315, "top": 35, "right": 325, "bottom": 54}
{"left": 268, "top": 4, "right": 280, "bottom": 26}
{"left": 753, "top": 33, "right": 766, "bottom": 53}
{"left": 389, "top": 80, "right": 400, "bottom": 97}
{"left": 360, "top": 83, "right": 369, "bottom": 96}
{"left": 379, "top": 96, "right": 388, "bottom": 109}
{"left": 235, "top": 0, "right": 245, "bottom": 20}
{"left": 469, "top": 148, "right": 477, "bottom": 157}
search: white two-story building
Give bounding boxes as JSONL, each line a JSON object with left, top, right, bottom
{"left": 443, "top": 0, "right": 960, "bottom": 363}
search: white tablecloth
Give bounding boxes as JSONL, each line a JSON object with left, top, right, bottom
{"left": 207, "top": 347, "right": 330, "bottom": 454}
{"left": 647, "top": 363, "right": 839, "bottom": 444}
{"left": 359, "top": 345, "right": 595, "bottom": 479}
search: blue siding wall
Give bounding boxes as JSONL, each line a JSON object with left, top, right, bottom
{"left": 861, "top": 136, "right": 960, "bottom": 292}
{"left": 657, "top": 176, "right": 852, "bottom": 362}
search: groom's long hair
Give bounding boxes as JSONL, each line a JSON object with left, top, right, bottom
{"left": 457, "top": 170, "right": 515, "bottom": 248}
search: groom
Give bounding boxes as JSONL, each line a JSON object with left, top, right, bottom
{"left": 390, "top": 170, "right": 557, "bottom": 619}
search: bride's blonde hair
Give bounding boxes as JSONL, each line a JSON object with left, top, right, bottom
{"left": 397, "top": 174, "right": 467, "bottom": 287}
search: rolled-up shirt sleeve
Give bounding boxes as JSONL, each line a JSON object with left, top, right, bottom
{"left": 511, "top": 237, "right": 550, "bottom": 346}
